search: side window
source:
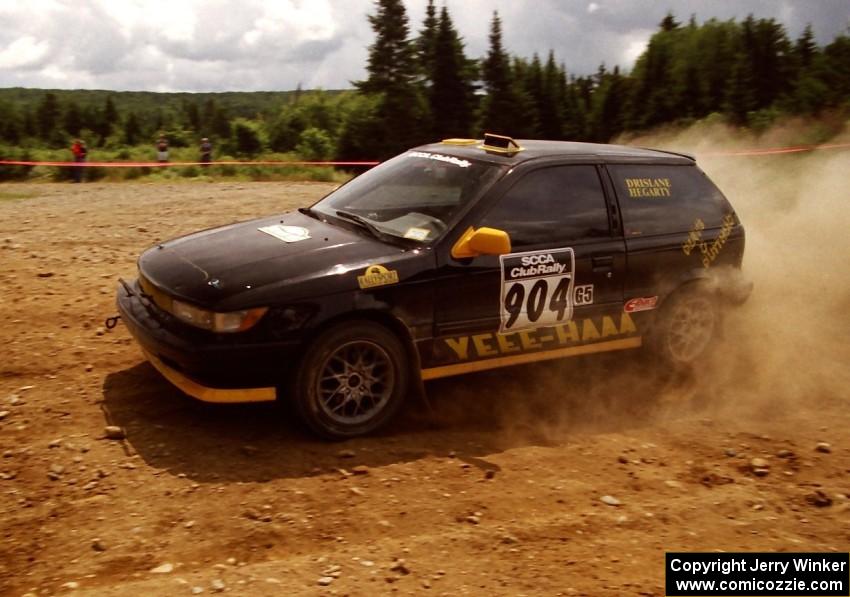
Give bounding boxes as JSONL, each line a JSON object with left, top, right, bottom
{"left": 609, "top": 164, "right": 735, "bottom": 236}
{"left": 480, "top": 165, "right": 610, "bottom": 248}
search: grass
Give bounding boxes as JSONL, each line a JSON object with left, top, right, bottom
{"left": 0, "top": 190, "right": 39, "bottom": 201}
{"left": 0, "top": 145, "right": 358, "bottom": 184}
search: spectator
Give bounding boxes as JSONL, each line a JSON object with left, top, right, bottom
{"left": 156, "top": 136, "right": 169, "bottom": 163}
{"left": 71, "top": 139, "right": 87, "bottom": 183}
{"left": 199, "top": 137, "right": 212, "bottom": 167}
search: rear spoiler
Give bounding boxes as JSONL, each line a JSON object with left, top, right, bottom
{"left": 640, "top": 147, "right": 696, "bottom": 161}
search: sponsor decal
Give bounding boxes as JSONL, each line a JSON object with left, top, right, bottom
{"left": 681, "top": 213, "right": 736, "bottom": 268}
{"left": 258, "top": 224, "right": 311, "bottom": 243}
{"left": 403, "top": 227, "right": 430, "bottom": 241}
{"left": 499, "top": 248, "right": 575, "bottom": 333}
{"left": 625, "top": 177, "right": 671, "bottom": 198}
{"left": 574, "top": 284, "right": 594, "bottom": 306}
{"left": 406, "top": 151, "right": 471, "bottom": 168}
{"left": 699, "top": 213, "right": 735, "bottom": 268}
{"left": 624, "top": 296, "right": 658, "bottom": 313}
{"left": 681, "top": 218, "right": 706, "bottom": 255}
{"left": 442, "top": 313, "right": 639, "bottom": 362}
{"left": 357, "top": 265, "right": 399, "bottom": 289}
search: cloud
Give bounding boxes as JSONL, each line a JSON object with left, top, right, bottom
{"left": 619, "top": 29, "right": 653, "bottom": 67}
{"left": 0, "top": 0, "right": 847, "bottom": 91}
{"left": 0, "top": 36, "right": 51, "bottom": 70}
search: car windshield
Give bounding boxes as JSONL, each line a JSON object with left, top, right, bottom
{"left": 312, "top": 150, "right": 505, "bottom": 244}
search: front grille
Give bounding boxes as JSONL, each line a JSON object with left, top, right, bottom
{"left": 138, "top": 274, "right": 174, "bottom": 315}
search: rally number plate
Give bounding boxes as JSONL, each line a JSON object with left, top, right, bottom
{"left": 499, "top": 248, "right": 575, "bottom": 333}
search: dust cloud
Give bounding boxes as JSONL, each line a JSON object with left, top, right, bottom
{"left": 433, "top": 119, "right": 850, "bottom": 441}
{"left": 637, "top": 119, "right": 850, "bottom": 416}
{"left": 686, "top": 121, "right": 850, "bottom": 417}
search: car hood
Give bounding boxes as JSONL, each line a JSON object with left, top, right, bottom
{"left": 138, "top": 210, "right": 424, "bottom": 310}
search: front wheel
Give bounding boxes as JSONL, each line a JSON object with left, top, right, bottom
{"left": 292, "top": 321, "right": 409, "bottom": 439}
{"left": 653, "top": 286, "right": 718, "bottom": 366}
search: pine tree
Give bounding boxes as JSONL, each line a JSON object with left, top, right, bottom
{"left": 412, "top": 0, "right": 440, "bottom": 139}
{"left": 480, "top": 11, "right": 521, "bottom": 136}
{"left": 88, "top": 96, "right": 119, "bottom": 143}
{"left": 822, "top": 33, "right": 850, "bottom": 105}
{"left": 201, "top": 98, "right": 217, "bottom": 132}
{"left": 153, "top": 109, "right": 165, "bottom": 133}
{"left": 63, "top": 101, "right": 83, "bottom": 136}
{"left": 590, "top": 66, "right": 627, "bottom": 141}
{"left": 211, "top": 106, "right": 232, "bottom": 140}
{"left": 725, "top": 52, "right": 757, "bottom": 124}
{"left": 559, "top": 67, "right": 583, "bottom": 140}
{"left": 626, "top": 17, "right": 677, "bottom": 128}
{"left": 102, "top": 96, "right": 119, "bottom": 137}
{"left": 0, "top": 101, "right": 21, "bottom": 144}
{"left": 680, "top": 64, "right": 702, "bottom": 117}
{"left": 358, "top": 0, "right": 416, "bottom": 94}
{"left": 124, "top": 112, "right": 142, "bottom": 145}
{"left": 750, "top": 17, "right": 793, "bottom": 109}
{"left": 794, "top": 24, "right": 817, "bottom": 68}
{"left": 36, "top": 93, "right": 61, "bottom": 142}
{"left": 428, "top": 6, "right": 476, "bottom": 139}
{"left": 416, "top": 0, "right": 439, "bottom": 82}
{"left": 684, "top": 18, "right": 739, "bottom": 115}
{"left": 355, "top": 0, "right": 427, "bottom": 158}
{"left": 524, "top": 53, "right": 545, "bottom": 135}
{"left": 184, "top": 100, "right": 201, "bottom": 131}
{"left": 22, "top": 108, "right": 37, "bottom": 138}
{"left": 104, "top": 97, "right": 118, "bottom": 124}
{"left": 660, "top": 12, "right": 680, "bottom": 32}
{"left": 538, "top": 51, "right": 565, "bottom": 139}
{"left": 571, "top": 75, "right": 594, "bottom": 139}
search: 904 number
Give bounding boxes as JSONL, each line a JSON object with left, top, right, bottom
{"left": 503, "top": 278, "right": 571, "bottom": 329}
{"left": 503, "top": 281, "right": 595, "bottom": 330}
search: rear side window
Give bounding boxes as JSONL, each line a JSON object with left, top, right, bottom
{"left": 609, "top": 164, "right": 734, "bottom": 236}
{"left": 480, "top": 165, "right": 610, "bottom": 248}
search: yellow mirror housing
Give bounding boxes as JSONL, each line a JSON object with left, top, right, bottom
{"left": 451, "top": 227, "right": 512, "bottom": 259}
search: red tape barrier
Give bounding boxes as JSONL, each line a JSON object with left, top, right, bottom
{"left": 0, "top": 142, "right": 847, "bottom": 167}
{"left": 0, "top": 159, "right": 380, "bottom": 167}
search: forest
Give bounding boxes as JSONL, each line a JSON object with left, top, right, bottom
{"left": 0, "top": 0, "right": 848, "bottom": 181}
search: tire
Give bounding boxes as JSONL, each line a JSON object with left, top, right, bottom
{"left": 291, "top": 321, "right": 410, "bottom": 439}
{"left": 653, "top": 285, "right": 719, "bottom": 367}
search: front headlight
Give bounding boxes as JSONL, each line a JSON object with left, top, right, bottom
{"left": 171, "top": 300, "right": 267, "bottom": 333}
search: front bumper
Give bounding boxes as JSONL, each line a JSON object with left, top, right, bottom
{"left": 141, "top": 349, "right": 275, "bottom": 403}
{"left": 116, "top": 280, "right": 298, "bottom": 403}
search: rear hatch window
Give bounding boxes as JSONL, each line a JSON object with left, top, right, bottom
{"left": 608, "top": 164, "right": 735, "bottom": 237}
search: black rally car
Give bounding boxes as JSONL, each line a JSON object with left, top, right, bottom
{"left": 116, "top": 134, "right": 751, "bottom": 438}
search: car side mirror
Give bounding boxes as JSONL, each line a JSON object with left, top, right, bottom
{"left": 451, "top": 227, "right": 512, "bottom": 259}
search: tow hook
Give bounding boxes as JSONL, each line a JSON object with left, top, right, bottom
{"left": 118, "top": 278, "right": 134, "bottom": 297}
{"left": 105, "top": 315, "right": 121, "bottom": 330}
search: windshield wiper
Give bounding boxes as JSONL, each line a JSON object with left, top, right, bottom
{"left": 298, "top": 206, "right": 317, "bottom": 219}
{"left": 335, "top": 209, "right": 393, "bottom": 242}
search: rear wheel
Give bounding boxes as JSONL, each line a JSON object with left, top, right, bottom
{"left": 654, "top": 286, "right": 718, "bottom": 366}
{"left": 292, "top": 321, "right": 409, "bottom": 439}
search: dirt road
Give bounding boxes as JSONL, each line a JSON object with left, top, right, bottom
{"left": 0, "top": 173, "right": 848, "bottom": 596}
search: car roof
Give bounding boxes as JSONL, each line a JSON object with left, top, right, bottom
{"left": 415, "top": 138, "right": 696, "bottom": 166}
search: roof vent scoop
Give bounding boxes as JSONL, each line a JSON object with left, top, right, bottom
{"left": 441, "top": 138, "right": 477, "bottom": 146}
{"left": 480, "top": 133, "right": 523, "bottom": 155}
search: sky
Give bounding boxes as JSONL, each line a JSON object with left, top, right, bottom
{"left": 0, "top": 0, "right": 848, "bottom": 92}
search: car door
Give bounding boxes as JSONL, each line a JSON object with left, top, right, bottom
{"left": 424, "top": 163, "right": 630, "bottom": 376}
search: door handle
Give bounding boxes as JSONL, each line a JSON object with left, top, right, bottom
{"left": 592, "top": 255, "right": 614, "bottom": 272}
